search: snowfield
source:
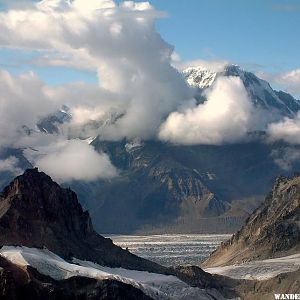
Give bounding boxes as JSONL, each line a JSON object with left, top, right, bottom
{"left": 205, "top": 253, "right": 300, "bottom": 280}
{"left": 0, "top": 246, "right": 223, "bottom": 300}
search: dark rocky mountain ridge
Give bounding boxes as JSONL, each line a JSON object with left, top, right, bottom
{"left": 0, "top": 161, "right": 298, "bottom": 299}
{"left": 203, "top": 174, "right": 300, "bottom": 268}
{"left": 0, "top": 168, "right": 165, "bottom": 273}
{"left": 73, "top": 139, "right": 300, "bottom": 234}
{"left": 0, "top": 169, "right": 241, "bottom": 300}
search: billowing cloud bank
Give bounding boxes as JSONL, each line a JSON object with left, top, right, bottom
{"left": 0, "top": 0, "right": 192, "bottom": 181}
{"left": 32, "top": 140, "right": 118, "bottom": 182}
{"left": 267, "top": 112, "right": 300, "bottom": 144}
{"left": 159, "top": 76, "right": 256, "bottom": 145}
{"left": 0, "top": 69, "right": 117, "bottom": 182}
{"left": 0, "top": 0, "right": 192, "bottom": 140}
{"left": 0, "top": 0, "right": 300, "bottom": 178}
{"left": 0, "top": 70, "right": 57, "bottom": 148}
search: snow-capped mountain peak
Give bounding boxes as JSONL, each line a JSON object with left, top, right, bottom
{"left": 183, "top": 66, "right": 217, "bottom": 89}
{"left": 183, "top": 64, "right": 300, "bottom": 117}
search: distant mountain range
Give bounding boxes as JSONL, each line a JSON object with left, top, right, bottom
{"left": 0, "top": 168, "right": 164, "bottom": 272}
{"left": 78, "top": 138, "right": 299, "bottom": 234}
{"left": 1, "top": 64, "right": 300, "bottom": 234}
{"left": 74, "top": 65, "right": 300, "bottom": 233}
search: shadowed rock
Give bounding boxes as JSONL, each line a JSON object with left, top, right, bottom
{"left": 0, "top": 168, "right": 165, "bottom": 273}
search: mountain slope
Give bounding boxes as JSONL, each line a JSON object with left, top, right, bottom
{"left": 71, "top": 139, "right": 299, "bottom": 234}
{"left": 0, "top": 168, "right": 165, "bottom": 273}
{"left": 2, "top": 65, "right": 300, "bottom": 234}
{"left": 71, "top": 65, "right": 300, "bottom": 234}
{"left": 0, "top": 169, "right": 233, "bottom": 299}
{"left": 203, "top": 175, "right": 300, "bottom": 267}
{"left": 0, "top": 255, "right": 153, "bottom": 300}
{"left": 183, "top": 64, "right": 300, "bottom": 117}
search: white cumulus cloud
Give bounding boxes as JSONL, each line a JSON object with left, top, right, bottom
{"left": 2, "top": 0, "right": 300, "bottom": 181}
{"left": 159, "top": 76, "right": 258, "bottom": 145}
{"left": 267, "top": 112, "right": 300, "bottom": 144}
{"left": 0, "top": 70, "right": 59, "bottom": 148}
{"left": 0, "top": 0, "right": 191, "bottom": 141}
{"left": 32, "top": 139, "right": 118, "bottom": 182}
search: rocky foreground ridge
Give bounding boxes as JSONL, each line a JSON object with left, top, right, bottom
{"left": 0, "top": 168, "right": 165, "bottom": 273}
{"left": 0, "top": 169, "right": 231, "bottom": 299}
{"left": 203, "top": 174, "right": 300, "bottom": 268}
{"left": 0, "top": 169, "right": 299, "bottom": 299}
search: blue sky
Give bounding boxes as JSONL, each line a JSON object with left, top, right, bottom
{"left": 0, "top": 0, "right": 299, "bottom": 88}
{"left": 149, "top": 0, "right": 300, "bottom": 72}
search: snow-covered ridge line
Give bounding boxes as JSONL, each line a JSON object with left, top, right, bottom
{"left": 183, "top": 66, "right": 217, "bottom": 88}
{"left": 0, "top": 246, "right": 221, "bottom": 300}
{"left": 183, "top": 64, "right": 300, "bottom": 118}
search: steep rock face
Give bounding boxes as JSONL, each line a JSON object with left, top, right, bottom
{"left": 73, "top": 139, "right": 295, "bottom": 234}
{"left": 0, "top": 256, "right": 153, "bottom": 300}
{"left": 203, "top": 175, "right": 300, "bottom": 267}
{"left": 81, "top": 140, "right": 240, "bottom": 233}
{"left": 0, "top": 169, "right": 165, "bottom": 273}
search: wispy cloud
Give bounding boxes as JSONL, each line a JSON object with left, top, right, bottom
{"left": 0, "top": 156, "right": 22, "bottom": 175}
{"left": 257, "top": 68, "right": 300, "bottom": 97}
{"left": 272, "top": 147, "right": 300, "bottom": 171}
{"left": 173, "top": 59, "right": 230, "bottom": 72}
{"left": 267, "top": 112, "right": 300, "bottom": 144}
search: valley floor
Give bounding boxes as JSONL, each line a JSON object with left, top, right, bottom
{"left": 204, "top": 253, "right": 300, "bottom": 280}
{"left": 108, "top": 234, "right": 231, "bottom": 267}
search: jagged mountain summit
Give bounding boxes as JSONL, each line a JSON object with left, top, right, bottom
{"left": 33, "top": 64, "right": 300, "bottom": 140}
{"left": 37, "top": 105, "right": 72, "bottom": 134}
{"left": 203, "top": 174, "right": 300, "bottom": 268}
{"left": 0, "top": 168, "right": 165, "bottom": 273}
{"left": 0, "top": 169, "right": 231, "bottom": 300}
{"left": 183, "top": 64, "right": 300, "bottom": 117}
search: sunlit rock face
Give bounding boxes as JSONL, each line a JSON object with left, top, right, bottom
{"left": 203, "top": 174, "right": 300, "bottom": 268}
